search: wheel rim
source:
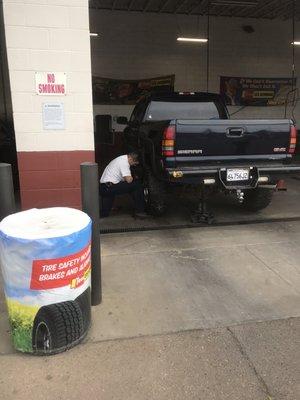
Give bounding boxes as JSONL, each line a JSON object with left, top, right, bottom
{"left": 155, "top": 202, "right": 165, "bottom": 211}
{"left": 35, "top": 322, "right": 51, "bottom": 351}
{"left": 144, "top": 187, "right": 149, "bottom": 203}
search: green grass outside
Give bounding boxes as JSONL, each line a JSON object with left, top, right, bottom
{"left": 10, "top": 325, "right": 33, "bottom": 353}
{"left": 6, "top": 299, "right": 39, "bottom": 353}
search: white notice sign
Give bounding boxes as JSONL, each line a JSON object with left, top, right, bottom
{"left": 43, "top": 103, "right": 65, "bottom": 130}
{"left": 36, "top": 72, "right": 67, "bottom": 95}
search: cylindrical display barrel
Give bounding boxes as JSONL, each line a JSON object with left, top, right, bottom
{"left": 0, "top": 207, "right": 92, "bottom": 355}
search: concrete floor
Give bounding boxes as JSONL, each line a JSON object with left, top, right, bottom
{"left": 0, "top": 217, "right": 300, "bottom": 399}
{"left": 1, "top": 318, "right": 299, "bottom": 400}
{"left": 100, "top": 176, "right": 300, "bottom": 231}
{"left": 1, "top": 170, "right": 300, "bottom": 398}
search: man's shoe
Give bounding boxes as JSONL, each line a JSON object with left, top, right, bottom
{"left": 134, "top": 212, "right": 149, "bottom": 219}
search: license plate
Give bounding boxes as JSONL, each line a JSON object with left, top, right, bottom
{"left": 226, "top": 169, "right": 249, "bottom": 182}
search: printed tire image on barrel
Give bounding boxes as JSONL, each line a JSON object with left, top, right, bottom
{"left": 32, "top": 288, "right": 91, "bottom": 355}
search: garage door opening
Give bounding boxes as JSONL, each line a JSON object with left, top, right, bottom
{"left": 0, "top": 4, "right": 19, "bottom": 198}
{"left": 88, "top": 1, "right": 300, "bottom": 233}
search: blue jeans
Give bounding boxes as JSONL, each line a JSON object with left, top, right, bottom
{"left": 100, "top": 180, "right": 145, "bottom": 217}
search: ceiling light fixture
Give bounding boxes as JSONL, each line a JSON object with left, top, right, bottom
{"left": 177, "top": 37, "right": 208, "bottom": 43}
{"left": 90, "top": 33, "right": 99, "bottom": 37}
{"left": 292, "top": 41, "right": 300, "bottom": 45}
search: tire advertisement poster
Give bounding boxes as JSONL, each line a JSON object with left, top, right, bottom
{"left": 92, "top": 75, "right": 175, "bottom": 104}
{"left": 0, "top": 208, "right": 92, "bottom": 354}
{"left": 220, "top": 76, "right": 297, "bottom": 106}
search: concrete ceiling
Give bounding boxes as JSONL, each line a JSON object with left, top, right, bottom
{"left": 89, "top": 0, "right": 300, "bottom": 21}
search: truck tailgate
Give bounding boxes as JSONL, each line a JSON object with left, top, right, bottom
{"left": 175, "top": 119, "right": 291, "bottom": 163}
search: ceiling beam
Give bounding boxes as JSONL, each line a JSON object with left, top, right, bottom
{"left": 241, "top": 0, "right": 278, "bottom": 18}
{"left": 143, "top": 0, "right": 152, "bottom": 12}
{"left": 188, "top": 0, "right": 206, "bottom": 15}
{"left": 210, "top": 0, "right": 258, "bottom": 6}
{"left": 88, "top": 0, "right": 299, "bottom": 19}
{"left": 233, "top": 0, "right": 272, "bottom": 17}
{"left": 201, "top": 0, "right": 212, "bottom": 14}
{"left": 282, "top": 0, "right": 299, "bottom": 20}
{"left": 207, "top": 1, "right": 257, "bottom": 19}
{"left": 159, "top": 0, "right": 171, "bottom": 12}
{"left": 128, "top": 0, "right": 135, "bottom": 10}
{"left": 268, "top": 1, "right": 293, "bottom": 20}
{"left": 174, "top": 0, "right": 190, "bottom": 13}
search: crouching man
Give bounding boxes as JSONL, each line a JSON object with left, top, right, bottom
{"left": 100, "top": 152, "right": 148, "bottom": 219}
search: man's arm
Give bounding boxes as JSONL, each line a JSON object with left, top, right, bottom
{"left": 123, "top": 175, "right": 133, "bottom": 183}
{"left": 120, "top": 157, "right": 133, "bottom": 183}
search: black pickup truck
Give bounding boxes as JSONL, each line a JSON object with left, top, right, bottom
{"left": 118, "top": 92, "right": 300, "bottom": 217}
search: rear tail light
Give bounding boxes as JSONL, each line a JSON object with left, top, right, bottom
{"left": 289, "top": 125, "right": 297, "bottom": 154}
{"left": 162, "top": 125, "right": 176, "bottom": 157}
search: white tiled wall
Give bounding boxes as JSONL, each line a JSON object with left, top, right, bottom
{"left": 90, "top": 10, "right": 300, "bottom": 124}
{"left": 5, "top": 26, "right": 49, "bottom": 49}
{"left": 3, "top": 0, "right": 94, "bottom": 152}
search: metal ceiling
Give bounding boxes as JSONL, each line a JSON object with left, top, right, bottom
{"left": 89, "top": 0, "right": 299, "bottom": 20}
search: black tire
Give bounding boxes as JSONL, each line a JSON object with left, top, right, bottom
{"left": 144, "top": 171, "right": 167, "bottom": 216}
{"left": 75, "top": 287, "right": 91, "bottom": 333}
{"left": 32, "top": 301, "right": 84, "bottom": 354}
{"left": 242, "top": 188, "right": 274, "bottom": 211}
{"left": 121, "top": 132, "right": 136, "bottom": 154}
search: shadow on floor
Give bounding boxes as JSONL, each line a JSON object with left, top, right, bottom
{"left": 99, "top": 176, "right": 300, "bottom": 232}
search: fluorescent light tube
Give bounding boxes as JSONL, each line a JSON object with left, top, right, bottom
{"left": 90, "top": 33, "right": 99, "bottom": 37}
{"left": 177, "top": 37, "right": 208, "bottom": 43}
{"left": 292, "top": 41, "right": 300, "bottom": 45}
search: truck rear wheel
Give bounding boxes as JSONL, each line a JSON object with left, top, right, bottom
{"left": 144, "top": 171, "right": 167, "bottom": 216}
{"left": 242, "top": 188, "right": 274, "bottom": 211}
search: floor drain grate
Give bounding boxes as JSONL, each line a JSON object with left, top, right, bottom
{"left": 100, "top": 216, "right": 300, "bottom": 234}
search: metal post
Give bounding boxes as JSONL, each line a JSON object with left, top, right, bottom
{"left": 0, "top": 163, "right": 16, "bottom": 220}
{"left": 80, "top": 162, "right": 102, "bottom": 306}
{"left": 206, "top": 1, "right": 210, "bottom": 93}
{"left": 291, "top": 0, "right": 295, "bottom": 92}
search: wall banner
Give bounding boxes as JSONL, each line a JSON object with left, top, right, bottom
{"left": 92, "top": 75, "right": 175, "bottom": 105}
{"left": 220, "top": 76, "right": 297, "bottom": 106}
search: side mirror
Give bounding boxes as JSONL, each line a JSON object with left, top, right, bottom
{"left": 116, "top": 116, "right": 128, "bottom": 125}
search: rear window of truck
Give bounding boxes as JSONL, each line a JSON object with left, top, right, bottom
{"left": 144, "top": 101, "right": 220, "bottom": 121}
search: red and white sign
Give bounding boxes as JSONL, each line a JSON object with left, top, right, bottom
{"left": 30, "top": 243, "right": 91, "bottom": 290}
{"left": 35, "top": 72, "right": 67, "bottom": 96}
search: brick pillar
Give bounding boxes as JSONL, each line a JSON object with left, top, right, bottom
{"left": 2, "top": 0, "right": 94, "bottom": 209}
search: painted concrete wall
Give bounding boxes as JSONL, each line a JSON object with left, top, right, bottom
{"left": 3, "top": 0, "right": 94, "bottom": 208}
{"left": 3, "top": 0, "right": 94, "bottom": 152}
